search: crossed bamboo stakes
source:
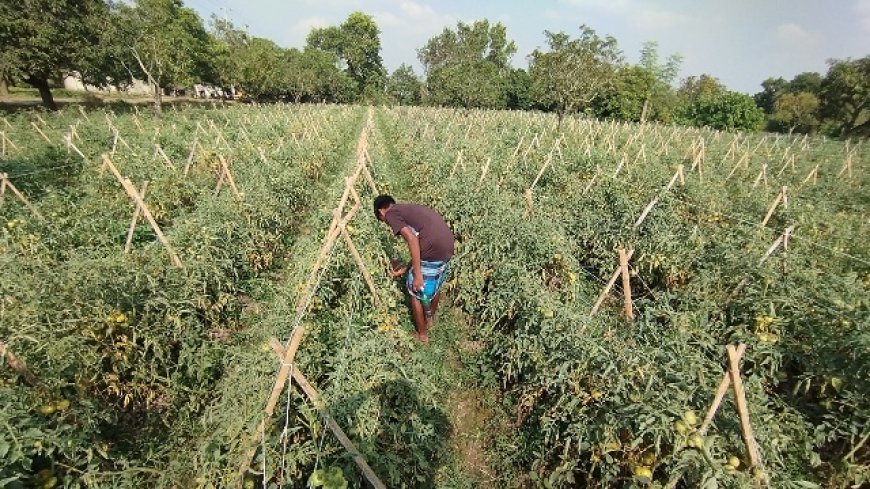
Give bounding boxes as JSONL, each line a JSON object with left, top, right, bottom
{"left": 236, "top": 111, "right": 386, "bottom": 489}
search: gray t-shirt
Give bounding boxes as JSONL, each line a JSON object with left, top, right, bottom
{"left": 385, "top": 203, "right": 455, "bottom": 261}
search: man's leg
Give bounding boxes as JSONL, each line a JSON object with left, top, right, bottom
{"left": 409, "top": 295, "right": 429, "bottom": 343}
{"left": 428, "top": 292, "right": 442, "bottom": 328}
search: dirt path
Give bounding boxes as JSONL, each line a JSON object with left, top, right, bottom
{"left": 369, "top": 108, "right": 502, "bottom": 487}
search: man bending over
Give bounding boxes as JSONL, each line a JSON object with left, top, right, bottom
{"left": 374, "top": 195, "right": 454, "bottom": 343}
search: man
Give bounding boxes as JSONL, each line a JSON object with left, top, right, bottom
{"left": 374, "top": 195, "right": 454, "bottom": 343}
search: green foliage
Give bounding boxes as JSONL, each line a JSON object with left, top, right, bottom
{"left": 419, "top": 19, "right": 516, "bottom": 109}
{"left": 307, "top": 12, "right": 386, "bottom": 100}
{"left": 772, "top": 91, "right": 821, "bottom": 134}
{"left": 820, "top": 56, "right": 870, "bottom": 137}
{"left": 113, "top": 0, "right": 214, "bottom": 110}
{"left": 755, "top": 77, "right": 790, "bottom": 114}
{"left": 386, "top": 64, "right": 423, "bottom": 106}
{"left": 0, "top": 0, "right": 108, "bottom": 109}
{"left": 506, "top": 68, "right": 533, "bottom": 111}
{"left": 596, "top": 66, "right": 657, "bottom": 121}
{"left": 377, "top": 105, "right": 869, "bottom": 488}
{"left": 677, "top": 90, "right": 765, "bottom": 131}
{"left": 529, "top": 26, "right": 623, "bottom": 116}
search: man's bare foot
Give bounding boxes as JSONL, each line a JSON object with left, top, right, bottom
{"left": 416, "top": 332, "right": 429, "bottom": 344}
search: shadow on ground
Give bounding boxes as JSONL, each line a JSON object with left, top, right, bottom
{"left": 335, "top": 378, "right": 452, "bottom": 488}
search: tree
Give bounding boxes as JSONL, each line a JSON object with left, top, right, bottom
{"left": 528, "top": 26, "right": 623, "bottom": 119}
{"left": 418, "top": 19, "right": 516, "bottom": 109}
{"left": 789, "top": 71, "right": 823, "bottom": 96}
{"left": 772, "top": 92, "right": 820, "bottom": 134}
{"left": 507, "top": 68, "right": 533, "bottom": 110}
{"left": 0, "top": 0, "right": 108, "bottom": 109}
{"left": 307, "top": 12, "right": 386, "bottom": 100}
{"left": 679, "top": 74, "right": 726, "bottom": 100}
{"left": 235, "top": 38, "right": 289, "bottom": 99}
{"left": 210, "top": 16, "right": 249, "bottom": 92}
{"left": 637, "top": 41, "right": 683, "bottom": 121}
{"left": 114, "top": 0, "right": 214, "bottom": 112}
{"left": 285, "top": 48, "right": 356, "bottom": 104}
{"left": 677, "top": 90, "right": 765, "bottom": 131}
{"left": 754, "top": 77, "right": 789, "bottom": 114}
{"left": 820, "top": 56, "right": 870, "bottom": 137}
{"left": 596, "top": 66, "right": 657, "bottom": 121}
{"left": 386, "top": 64, "right": 422, "bottom": 105}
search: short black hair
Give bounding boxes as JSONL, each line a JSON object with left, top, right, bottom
{"left": 373, "top": 195, "right": 395, "bottom": 220}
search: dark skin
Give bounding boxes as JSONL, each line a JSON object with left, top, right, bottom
{"left": 378, "top": 204, "right": 441, "bottom": 343}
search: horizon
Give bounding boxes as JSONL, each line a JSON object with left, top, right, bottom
{"left": 185, "top": 0, "right": 870, "bottom": 94}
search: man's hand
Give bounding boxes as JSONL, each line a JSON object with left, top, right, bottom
{"left": 412, "top": 273, "right": 424, "bottom": 293}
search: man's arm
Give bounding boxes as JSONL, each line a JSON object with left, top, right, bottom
{"left": 399, "top": 226, "right": 423, "bottom": 292}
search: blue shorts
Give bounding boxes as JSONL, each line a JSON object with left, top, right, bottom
{"left": 407, "top": 260, "right": 450, "bottom": 300}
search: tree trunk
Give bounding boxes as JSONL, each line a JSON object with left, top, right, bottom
{"left": 640, "top": 97, "right": 650, "bottom": 123}
{"left": 152, "top": 82, "right": 163, "bottom": 113}
{"left": 28, "top": 76, "right": 58, "bottom": 111}
{"left": 0, "top": 77, "right": 8, "bottom": 96}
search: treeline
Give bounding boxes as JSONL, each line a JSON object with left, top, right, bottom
{"left": 1, "top": 0, "right": 867, "bottom": 136}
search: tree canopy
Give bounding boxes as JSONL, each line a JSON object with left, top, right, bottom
{"left": 0, "top": 0, "right": 108, "bottom": 109}
{"left": 529, "top": 26, "right": 622, "bottom": 118}
{"left": 418, "top": 20, "right": 516, "bottom": 109}
{"left": 307, "top": 12, "right": 386, "bottom": 101}
{"left": 0, "top": 2, "right": 866, "bottom": 138}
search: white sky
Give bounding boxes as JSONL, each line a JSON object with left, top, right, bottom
{"left": 186, "top": 0, "right": 870, "bottom": 93}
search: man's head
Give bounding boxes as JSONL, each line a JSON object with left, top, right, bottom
{"left": 373, "top": 195, "right": 396, "bottom": 221}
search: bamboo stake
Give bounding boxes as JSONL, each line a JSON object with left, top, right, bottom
{"left": 0, "top": 173, "right": 44, "bottom": 220}
{"left": 758, "top": 225, "right": 795, "bottom": 267}
{"left": 583, "top": 165, "right": 601, "bottom": 195}
{"left": 618, "top": 248, "right": 634, "bottom": 321}
{"left": 479, "top": 157, "right": 492, "bottom": 182}
{"left": 752, "top": 164, "right": 768, "bottom": 189}
{"left": 449, "top": 150, "right": 464, "bottom": 178}
{"left": 529, "top": 138, "right": 561, "bottom": 191}
{"left": 154, "top": 145, "right": 176, "bottom": 169}
{"left": 727, "top": 344, "right": 764, "bottom": 472}
{"left": 31, "top": 122, "right": 51, "bottom": 143}
{"left": 268, "top": 340, "right": 387, "bottom": 489}
{"left": 123, "top": 181, "right": 150, "bottom": 253}
{"left": 101, "top": 155, "right": 183, "bottom": 268}
{"left": 2, "top": 131, "right": 18, "bottom": 151}
{"left": 760, "top": 187, "right": 786, "bottom": 228}
{"left": 64, "top": 136, "right": 89, "bottom": 163}
{"left": 184, "top": 137, "right": 199, "bottom": 175}
{"left": 0, "top": 341, "right": 39, "bottom": 386}
{"left": 801, "top": 164, "right": 819, "bottom": 186}
{"left": 590, "top": 249, "right": 635, "bottom": 316}
{"left": 217, "top": 155, "right": 241, "bottom": 198}
{"left": 340, "top": 223, "right": 381, "bottom": 306}
{"left": 699, "top": 344, "right": 747, "bottom": 434}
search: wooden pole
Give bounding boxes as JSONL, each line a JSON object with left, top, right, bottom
{"left": 268, "top": 340, "right": 387, "bottom": 489}
{"left": 0, "top": 173, "right": 44, "bottom": 221}
{"left": 31, "top": 122, "right": 51, "bottom": 143}
{"left": 583, "top": 166, "right": 601, "bottom": 195}
{"left": 155, "top": 145, "right": 176, "bottom": 169}
{"left": 218, "top": 155, "right": 241, "bottom": 198}
{"left": 124, "top": 181, "right": 149, "bottom": 253}
{"left": 801, "top": 164, "right": 819, "bottom": 186}
{"left": 726, "top": 344, "right": 763, "bottom": 471}
{"left": 340, "top": 223, "right": 381, "bottom": 306}
{"left": 590, "top": 249, "right": 635, "bottom": 316}
{"left": 101, "top": 155, "right": 183, "bottom": 268}
{"left": 618, "top": 248, "right": 634, "bottom": 321}
{"left": 760, "top": 187, "right": 786, "bottom": 228}
{"left": 0, "top": 340, "right": 39, "bottom": 386}
{"left": 699, "top": 344, "right": 747, "bottom": 434}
